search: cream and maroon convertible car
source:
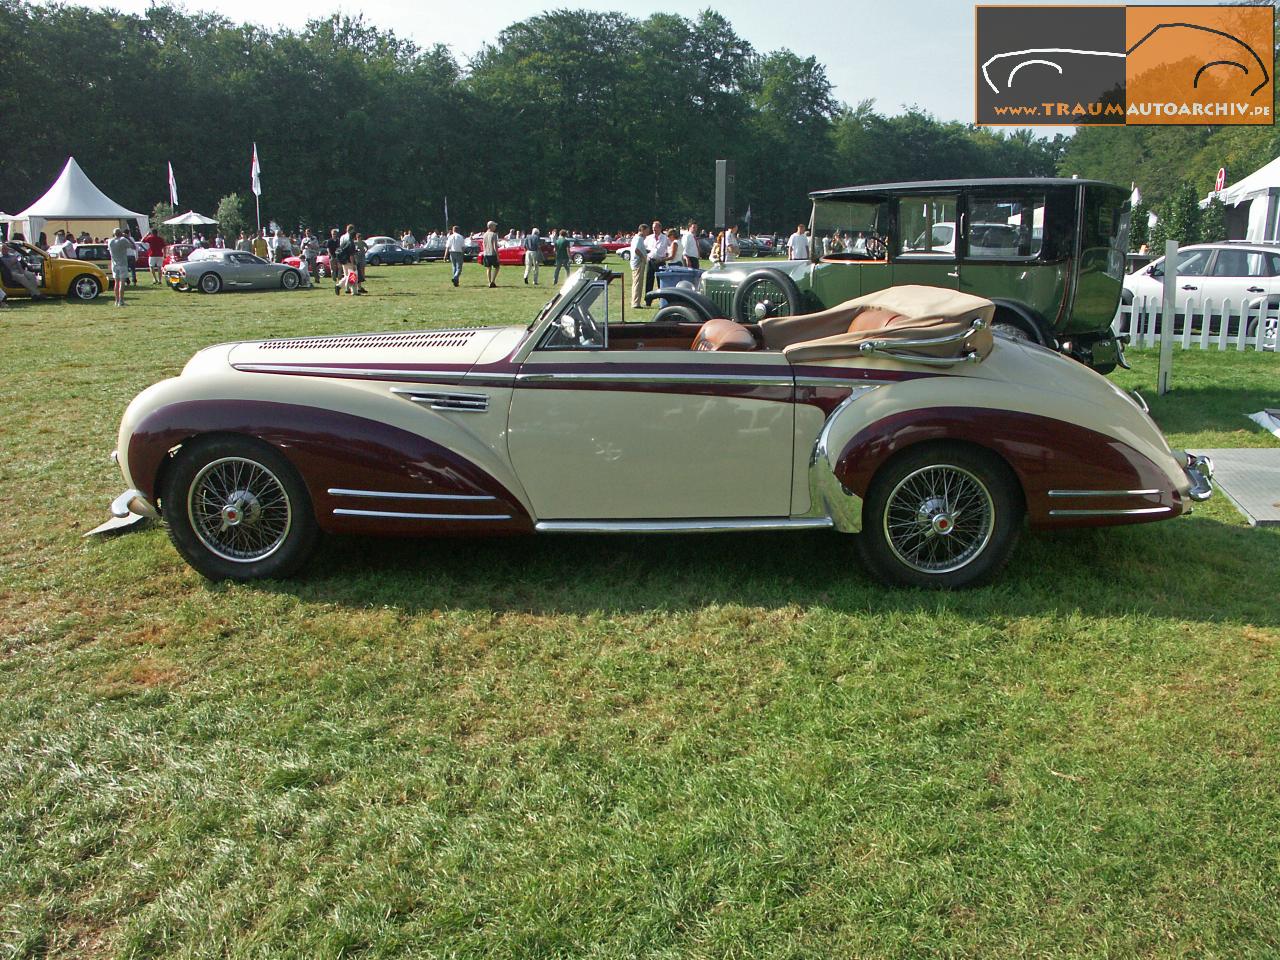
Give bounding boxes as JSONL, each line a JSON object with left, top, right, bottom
{"left": 110, "top": 267, "right": 1212, "bottom": 588}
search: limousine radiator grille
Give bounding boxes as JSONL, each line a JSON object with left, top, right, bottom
{"left": 261, "top": 330, "right": 477, "bottom": 351}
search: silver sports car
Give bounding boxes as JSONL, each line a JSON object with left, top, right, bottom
{"left": 165, "top": 248, "right": 304, "bottom": 294}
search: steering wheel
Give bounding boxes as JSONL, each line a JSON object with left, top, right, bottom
{"left": 864, "top": 234, "right": 888, "bottom": 259}
{"left": 576, "top": 307, "right": 601, "bottom": 345}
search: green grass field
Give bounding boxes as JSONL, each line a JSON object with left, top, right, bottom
{"left": 2, "top": 261, "right": 1279, "bottom": 959}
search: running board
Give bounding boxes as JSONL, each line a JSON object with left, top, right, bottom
{"left": 534, "top": 517, "right": 834, "bottom": 534}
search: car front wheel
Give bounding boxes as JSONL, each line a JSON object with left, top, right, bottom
{"left": 281, "top": 269, "right": 300, "bottom": 290}
{"left": 856, "top": 443, "right": 1023, "bottom": 589}
{"left": 161, "top": 436, "right": 319, "bottom": 581}
{"left": 69, "top": 274, "right": 101, "bottom": 301}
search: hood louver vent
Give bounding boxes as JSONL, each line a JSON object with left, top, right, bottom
{"left": 261, "top": 330, "right": 477, "bottom": 351}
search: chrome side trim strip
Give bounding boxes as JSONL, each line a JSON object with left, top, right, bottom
{"left": 515, "top": 371, "right": 793, "bottom": 386}
{"left": 328, "top": 488, "right": 496, "bottom": 502}
{"left": 234, "top": 363, "right": 468, "bottom": 383}
{"left": 1047, "top": 488, "right": 1160, "bottom": 498}
{"left": 333, "top": 508, "right": 513, "bottom": 521}
{"left": 390, "top": 387, "right": 489, "bottom": 412}
{"left": 794, "top": 376, "right": 891, "bottom": 389}
{"left": 534, "top": 517, "right": 834, "bottom": 534}
{"left": 1048, "top": 506, "right": 1172, "bottom": 517}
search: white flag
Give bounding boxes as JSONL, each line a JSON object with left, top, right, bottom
{"left": 168, "top": 162, "right": 178, "bottom": 206}
{"left": 1130, "top": 184, "right": 1141, "bottom": 207}
{"left": 251, "top": 143, "right": 262, "bottom": 197}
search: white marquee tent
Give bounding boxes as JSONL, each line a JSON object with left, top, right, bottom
{"left": 1201, "top": 155, "right": 1280, "bottom": 242}
{"left": 6, "top": 157, "right": 149, "bottom": 245}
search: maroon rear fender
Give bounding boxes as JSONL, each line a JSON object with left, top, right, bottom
{"left": 128, "top": 399, "right": 532, "bottom": 536}
{"left": 835, "top": 407, "right": 1183, "bottom": 528}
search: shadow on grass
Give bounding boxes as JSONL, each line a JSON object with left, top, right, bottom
{"left": 249, "top": 511, "right": 1280, "bottom": 627}
{"left": 1146, "top": 385, "right": 1280, "bottom": 436}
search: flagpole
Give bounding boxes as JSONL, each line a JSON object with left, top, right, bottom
{"left": 255, "top": 195, "right": 261, "bottom": 234}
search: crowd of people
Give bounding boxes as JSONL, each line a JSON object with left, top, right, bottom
{"left": 1, "top": 217, "right": 803, "bottom": 310}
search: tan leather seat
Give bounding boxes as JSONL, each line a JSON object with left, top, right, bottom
{"left": 691, "top": 317, "right": 757, "bottom": 351}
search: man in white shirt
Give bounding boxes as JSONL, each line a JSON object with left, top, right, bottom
{"left": 679, "top": 221, "right": 701, "bottom": 269}
{"left": 723, "top": 227, "right": 739, "bottom": 264}
{"left": 445, "top": 225, "right": 466, "bottom": 287}
{"left": 482, "top": 221, "right": 500, "bottom": 288}
{"left": 787, "top": 224, "right": 810, "bottom": 260}
{"left": 628, "top": 223, "right": 650, "bottom": 308}
{"left": 523, "top": 227, "right": 541, "bottom": 285}
{"left": 644, "top": 220, "right": 669, "bottom": 295}
{"left": 107, "top": 228, "right": 133, "bottom": 307}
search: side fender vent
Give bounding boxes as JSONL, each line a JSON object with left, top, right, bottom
{"left": 262, "top": 330, "right": 477, "bottom": 351}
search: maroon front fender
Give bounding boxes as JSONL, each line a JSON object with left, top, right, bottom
{"left": 834, "top": 407, "right": 1183, "bottom": 528}
{"left": 128, "top": 400, "right": 532, "bottom": 536}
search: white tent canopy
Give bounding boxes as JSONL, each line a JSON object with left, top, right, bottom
{"left": 9, "top": 157, "right": 149, "bottom": 245}
{"left": 1201, "top": 155, "right": 1280, "bottom": 242}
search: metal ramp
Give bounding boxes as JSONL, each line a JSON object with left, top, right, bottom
{"left": 1191, "top": 448, "right": 1280, "bottom": 527}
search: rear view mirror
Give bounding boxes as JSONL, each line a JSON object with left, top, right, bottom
{"left": 1148, "top": 264, "right": 1163, "bottom": 278}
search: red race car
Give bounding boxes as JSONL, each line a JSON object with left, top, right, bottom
{"left": 490, "top": 240, "right": 554, "bottom": 266}
{"left": 283, "top": 253, "right": 332, "bottom": 277}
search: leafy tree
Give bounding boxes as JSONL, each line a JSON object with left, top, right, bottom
{"left": 1129, "top": 201, "right": 1150, "bottom": 252}
{"left": 151, "top": 201, "right": 176, "bottom": 241}
{"left": 1157, "top": 180, "right": 1203, "bottom": 247}
{"left": 215, "top": 194, "right": 247, "bottom": 242}
{"left": 1199, "top": 197, "right": 1227, "bottom": 243}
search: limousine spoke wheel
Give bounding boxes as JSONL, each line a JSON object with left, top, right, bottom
{"left": 732, "top": 268, "right": 802, "bottom": 324}
{"left": 858, "top": 443, "right": 1022, "bottom": 589}
{"left": 163, "top": 437, "right": 318, "bottom": 581}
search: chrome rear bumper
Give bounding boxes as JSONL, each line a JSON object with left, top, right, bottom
{"left": 1183, "top": 453, "right": 1214, "bottom": 503}
{"left": 111, "top": 488, "right": 158, "bottom": 519}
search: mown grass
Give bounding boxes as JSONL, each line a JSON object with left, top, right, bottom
{"left": 1, "top": 261, "right": 1278, "bottom": 959}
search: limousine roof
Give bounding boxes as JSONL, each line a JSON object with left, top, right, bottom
{"left": 809, "top": 178, "right": 1122, "bottom": 200}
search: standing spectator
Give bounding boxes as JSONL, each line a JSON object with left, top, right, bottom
{"left": 354, "top": 233, "right": 368, "bottom": 293}
{"left": 126, "top": 236, "right": 139, "bottom": 285}
{"left": 271, "top": 230, "right": 289, "bottom": 263}
{"left": 141, "top": 227, "right": 166, "bottom": 284}
{"left": 679, "top": 221, "right": 701, "bottom": 269}
{"left": 628, "top": 223, "right": 650, "bottom": 308}
{"left": 552, "top": 228, "right": 571, "bottom": 284}
{"left": 334, "top": 230, "right": 357, "bottom": 295}
{"left": 251, "top": 231, "right": 269, "bottom": 259}
{"left": 401, "top": 228, "right": 415, "bottom": 248}
{"left": 300, "top": 228, "right": 319, "bottom": 281}
{"left": 724, "top": 226, "right": 739, "bottom": 263}
{"left": 482, "top": 221, "right": 500, "bottom": 288}
{"left": 234, "top": 232, "right": 251, "bottom": 253}
{"left": 326, "top": 228, "right": 341, "bottom": 290}
{"left": 523, "top": 227, "right": 542, "bottom": 285}
{"left": 214, "top": 233, "right": 226, "bottom": 249}
{"left": 445, "top": 225, "right": 466, "bottom": 286}
{"left": 787, "top": 224, "right": 810, "bottom": 260}
{"left": 709, "top": 230, "right": 726, "bottom": 266}
{"left": 107, "top": 228, "right": 132, "bottom": 307}
{"left": 57, "top": 233, "right": 77, "bottom": 259}
{"left": 645, "top": 220, "right": 669, "bottom": 295}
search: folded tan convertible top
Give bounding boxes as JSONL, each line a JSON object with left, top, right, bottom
{"left": 761, "top": 285, "right": 996, "bottom": 364}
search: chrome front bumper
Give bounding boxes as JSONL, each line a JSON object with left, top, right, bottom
{"left": 1183, "top": 453, "right": 1214, "bottom": 503}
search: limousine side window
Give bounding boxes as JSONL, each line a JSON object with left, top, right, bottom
{"left": 898, "top": 196, "right": 958, "bottom": 258}
{"left": 966, "top": 196, "right": 1045, "bottom": 260}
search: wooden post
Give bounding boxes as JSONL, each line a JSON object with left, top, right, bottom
{"left": 1158, "top": 239, "right": 1177, "bottom": 395}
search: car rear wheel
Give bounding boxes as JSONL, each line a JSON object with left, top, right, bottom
{"left": 69, "top": 274, "right": 101, "bottom": 301}
{"left": 732, "top": 268, "right": 803, "bottom": 323}
{"left": 368, "top": 255, "right": 382, "bottom": 266}
{"left": 161, "top": 436, "right": 318, "bottom": 581}
{"left": 573, "top": 253, "right": 585, "bottom": 265}
{"left": 281, "top": 269, "right": 300, "bottom": 290}
{"left": 198, "top": 272, "right": 222, "bottom": 294}
{"left": 856, "top": 443, "right": 1023, "bottom": 589}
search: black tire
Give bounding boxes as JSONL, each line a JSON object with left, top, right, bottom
{"left": 198, "top": 272, "right": 222, "bottom": 294}
{"left": 161, "top": 435, "right": 318, "bottom": 581}
{"left": 731, "top": 268, "right": 803, "bottom": 323}
{"left": 68, "top": 274, "right": 101, "bottom": 301}
{"left": 368, "top": 255, "right": 381, "bottom": 266}
{"left": 281, "top": 269, "right": 300, "bottom": 290}
{"left": 856, "top": 443, "right": 1023, "bottom": 589}
{"left": 651, "top": 304, "right": 703, "bottom": 324}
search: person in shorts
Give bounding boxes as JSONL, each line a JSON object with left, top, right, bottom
{"left": 141, "top": 228, "right": 166, "bottom": 284}
{"left": 482, "top": 221, "right": 500, "bottom": 287}
{"left": 107, "top": 228, "right": 133, "bottom": 306}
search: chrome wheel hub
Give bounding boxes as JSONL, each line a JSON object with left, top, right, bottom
{"left": 884, "top": 464, "right": 995, "bottom": 574}
{"left": 188, "top": 457, "right": 291, "bottom": 563}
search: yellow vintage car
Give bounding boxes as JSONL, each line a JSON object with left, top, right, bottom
{"left": 1, "top": 239, "right": 108, "bottom": 301}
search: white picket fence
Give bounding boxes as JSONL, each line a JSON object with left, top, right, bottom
{"left": 1113, "top": 296, "right": 1278, "bottom": 353}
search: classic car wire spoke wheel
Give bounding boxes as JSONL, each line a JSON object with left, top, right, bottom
{"left": 858, "top": 443, "right": 1022, "bottom": 589}
{"left": 883, "top": 465, "right": 994, "bottom": 574}
{"left": 732, "top": 268, "right": 803, "bottom": 323}
{"left": 162, "top": 437, "right": 318, "bottom": 581}
{"left": 188, "top": 457, "right": 292, "bottom": 562}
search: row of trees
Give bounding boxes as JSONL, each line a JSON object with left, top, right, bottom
{"left": 0, "top": 2, "right": 1062, "bottom": 236}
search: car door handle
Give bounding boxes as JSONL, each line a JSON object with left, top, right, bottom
{"left": 1181, "top": 284, "right": 1198, "bottom": 290}
{"left": 1247, "top": 285, "right": 1265, "bottom": 293}
{"left": 946, "top": 270, "right": 959, "bottom": 278}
